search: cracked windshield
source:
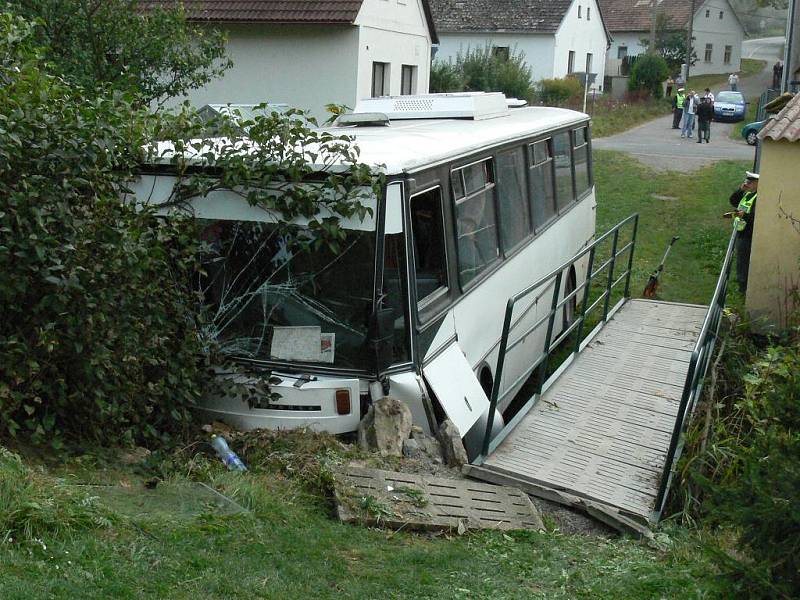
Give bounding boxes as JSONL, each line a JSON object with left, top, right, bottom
{"left": 196, "top": 214, "right": 376, "bottom": 370}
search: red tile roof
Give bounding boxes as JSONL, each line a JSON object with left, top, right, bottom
{"left": 759, "top": 93, "right": 800, "bottom": 143}
{"left": 597, "top": 0, "right": 693, "bottom": 32}
{"left": 144, "top": 1, "right": 366, "bottom": 24}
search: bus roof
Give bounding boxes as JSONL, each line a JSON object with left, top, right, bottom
{"left": 145, "top": 106, "right": 589, "bottom": 176}
{"left": 330, "top": 106, "right": 588, "bottom": 174}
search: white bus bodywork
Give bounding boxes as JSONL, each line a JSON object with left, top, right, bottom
{"left": 128, "top": 94, "right": 596, "bottom": 457}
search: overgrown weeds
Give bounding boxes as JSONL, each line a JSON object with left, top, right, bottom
{"left": 673, "top": 315, "right": 800, "bottom": 598}
{"left": 0, "top": 446, "right": 117, "bottom": 542}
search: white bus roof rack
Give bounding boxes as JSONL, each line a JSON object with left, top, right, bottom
{"left": 353, "top": 92, "right": 510, "bottom": 121}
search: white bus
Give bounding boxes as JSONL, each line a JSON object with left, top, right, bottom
{"left": 129, "top": 93, "right": 596, "bottom": 458}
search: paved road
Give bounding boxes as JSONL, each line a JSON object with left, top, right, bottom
{"left": 594, "top": 38, "right": 787, "bottom": 171}
{"left": 743, "top": 36, "right": 785, "bottom": 62}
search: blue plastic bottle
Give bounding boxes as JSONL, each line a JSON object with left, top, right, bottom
{"left": 211, "top": 434, "right": 247, "bottom": 471}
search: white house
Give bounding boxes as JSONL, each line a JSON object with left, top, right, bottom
{"left": 429, "top": 0, "right": 611, "bottom": 91}
{"left": 600, "top": 0, "right": 745, "bottom": 78}
{"left": 149, "top": 0, "right": 438, "bottom": 119}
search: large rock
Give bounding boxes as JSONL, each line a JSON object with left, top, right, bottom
{"left": 437, "top": 419, "right": 469, "bottom": 468}
{"left": 358, "top": 397, "right": 413, "bottom": 457}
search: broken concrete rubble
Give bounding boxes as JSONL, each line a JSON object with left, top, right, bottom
{"left": 357, "top": 397, "right": 412, "bottom": 457}
{"left": 437, "top": 419, "right": 469, "bottom": 468}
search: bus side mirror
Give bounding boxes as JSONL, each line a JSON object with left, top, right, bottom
{"left": 369, "top": 307, "right": 395, "bottom": 373}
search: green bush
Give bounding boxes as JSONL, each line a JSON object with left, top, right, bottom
{"left": 430, "top": 59, "right": 463, "bottom": 92}
{"left": 628, "top": 54, "right": 669, "bottom": 99}
{"left": 0, "top": 14, "right": 206, "bottom": 446}
{"left": 430, "top": 44, "right": 533, "bottom": 99}
{"left": 538, "top": 77, "right": 583, "bottom": 106}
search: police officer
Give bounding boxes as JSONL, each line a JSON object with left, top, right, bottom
{"left": 728, "top": 171, "right": 758, "bottom": 294}
{"left": 672, "top": 88, "right": 686, "bottom": 129}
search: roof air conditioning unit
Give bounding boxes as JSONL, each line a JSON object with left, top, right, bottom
{"left": 353, "top": 92, "right": 510, "bottom": 120}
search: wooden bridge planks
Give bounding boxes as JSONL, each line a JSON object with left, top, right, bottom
{"left": 474, "top": 299, "right": 708, "bottom": 524}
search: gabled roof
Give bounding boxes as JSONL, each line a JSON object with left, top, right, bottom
{"left": 598, "top": 0, "right": 694, "bottom": 32}
{"left": 759, "top": 93, "right": 800, "bottom": 143}
{"left": 428, "top": 0, "right": 574, "bottom": 33}
{"left": 144, "top": 0, "right": 438, "bottom": 41}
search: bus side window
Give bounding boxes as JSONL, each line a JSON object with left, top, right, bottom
{"left": 529, "top": 139, "right": 556, "bottom": 229}
{"left": 553, "top": 131, "right": 575, "bottom": 212}
{"left": 573, "top": 126, "right": 591, "bottom": 197}
{"left": 495, "top": 147, "right": 531, "bottom": 251}
{"left": 452, "top": 159, "right": 499, "bottom": 287}
{"left": 409, "top": 188, "right": 448, "bottom": 305}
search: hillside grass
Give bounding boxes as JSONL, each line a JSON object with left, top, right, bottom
{"left": 0, "top": 152, "right": 750, "bottom": 600}
{"left": 687, "top": 58, "right": 765, "bottom": 93}
{"left": 590, "top": 98, "right": 671, "bottom": 138}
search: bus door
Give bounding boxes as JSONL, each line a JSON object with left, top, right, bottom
{"left": 407, "top": 183, "right": 490, "bottom": 438}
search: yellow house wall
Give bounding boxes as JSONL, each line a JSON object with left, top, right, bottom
{"left": 745, "top": 139, "right": 800, "bottom": 332}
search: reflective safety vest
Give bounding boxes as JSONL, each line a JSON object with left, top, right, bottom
{"left": 734, "top": 192, "right": 757, "bottom": 232}
{"left": 676, "top": 92, "right": 686, "bottom": 109}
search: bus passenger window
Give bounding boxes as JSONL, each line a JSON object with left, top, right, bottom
{"left": 409, "top": 188, "right": 448, "bottom": 304}
{"left": 529, "top": 139, "right": 556, "bottom": 229}
{"left": 553, "top": 131, "right": 575, "bottom": 211}
{"left": 452, "top": 158, "right": 499, "bottom": 287}
{"left": 496, "top": 148, "right": 531, "bottom": 251}
{"left": 573, "top": 126, "right": 591, "bottom": 197}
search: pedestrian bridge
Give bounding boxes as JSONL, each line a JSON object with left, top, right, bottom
{"left": 466, "top": 216, "right": 737, "bottom": 531}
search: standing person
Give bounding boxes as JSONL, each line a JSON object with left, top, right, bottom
{"left": 728, "top": 72, "right": 739, "bottom": 91}
{"left": 672, "top": 87, "right": 686, "bottom": 129}
{"left": 681, "top": 91, "right": 697, "bottom": 138}
{"left": 666, "top": 76, "right": 675, "bottom": 97}
{"left": 675, "top": 72, "right": 685, "bottom": 90}
{"left": 704, "top": 87, "right": 714, "bottom": 103}
{"left": 696, "top": 96, "right": 714, "bottom": 143}
{"left": 773, "top": 61, "right": 783, "bottom": 89}
{"left": 728, "top": 172, "right": 759, "bottom": 294}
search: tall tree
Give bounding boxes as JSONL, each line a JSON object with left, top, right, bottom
{"left": 5, "top": 0, "right": 231, "bottom": 105}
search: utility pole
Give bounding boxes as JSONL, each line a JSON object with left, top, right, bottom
{"left": 784, "top": 0, "right": 798, "bottom": 92}
{"left": 684, "top": 0, "right": 696, "bottom": 82}
{"left": 648, "top": 0, "right": 658, "bottom": 54}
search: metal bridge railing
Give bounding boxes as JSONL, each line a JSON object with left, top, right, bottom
{"left": 652, "top": 225, "right": 738, "bottom": 519}
{"left": 478, "top": 214, "right": 639, "bottom": 461}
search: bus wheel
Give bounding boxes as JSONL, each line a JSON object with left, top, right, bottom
{"left": 563, "top": 268, "right": 577, "bottom": 329}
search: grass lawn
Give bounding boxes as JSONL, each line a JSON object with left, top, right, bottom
{"left": 0, "top": 152, "right": 749, "bottom": 599}
{"left": 686, "top": 58, "right": 765, "bottom": 93}
{"left": 589, "top": 99, "right": 671, "bottom": 138}
{"left": 594, "top": 150, "right": 747, "bottom": 305}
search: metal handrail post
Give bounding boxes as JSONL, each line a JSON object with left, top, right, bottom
{"left": 623, "top": 215, "right": 639, "bottom": 298}
{"left": 534, "top": 272, "right": 563, "bottom": 391}
{"left": 481, "top": 298, "right": 515, "bottom": 457}
{"left": 602, "top": 228, "right": 620, "bottom": 321}
{"left": 573, "top": 246, "right": 597, "bottom": 354}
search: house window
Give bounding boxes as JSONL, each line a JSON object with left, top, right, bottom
{"left": 492, "top": 46, "right": 510, "bottom": 61}
{"left": 371, "top": 62, "right": 389, "bottom": 97}
{"left": 401, "top": 65, "right": 417, "bottom": 95}
{"left": 617, "top": 46, "right": 628, "bottom": 59}
{"left": 719, "top": 10, "right": 724, "bottom": 18}
{"left": 587, "top": 7, "right": 591, "bottom": 19}
{"left": 578, "top": 5, "right": 582, "bottom": 18}
{"left": 568, "top": 50, "right": 575, "bottom": 74}
{"left": 704, "top": 43, "right": 713, "bottom": 63}
{"left": 724, "top": 45, "right": 732, "bottom": 64}
{"left": 705, "top": 9, "right": 710, "bottom": 17}
{"left": 586, "top": 53, "right": 593, "bottom": 74}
